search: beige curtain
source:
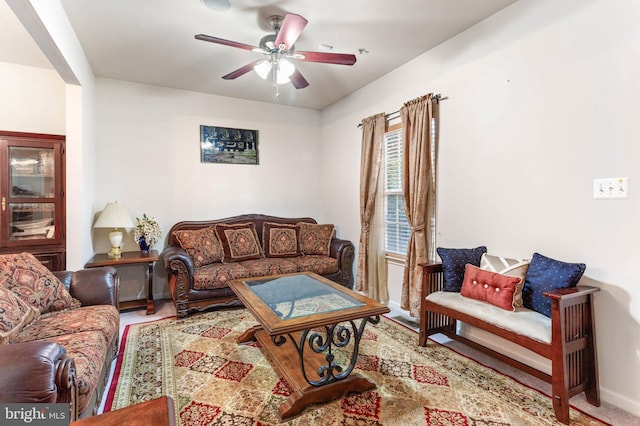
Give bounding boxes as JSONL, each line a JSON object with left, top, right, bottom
{"left": 356, "top": 113, "right": 388, "bottom": 302}
{"left": 400, "top": 94, "right": 438, "bottom": 317}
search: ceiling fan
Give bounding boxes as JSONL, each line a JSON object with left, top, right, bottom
{"left": 195, "top": 13, "right": 357, "bottom": 96}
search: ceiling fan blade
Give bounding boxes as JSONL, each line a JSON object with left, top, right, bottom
{"left": 274, "top": 13, "right": 308, "bottom": 51}
{"left": 195, "top": 34, "right": 258, "bottom": 51}
{"left": 222, "top": 60, "right": 262, "bottom": 80}
{"left": 290, "top": 69, "right": 309, "bottom": 89}
{"left": 296, "top": 51, "right": 357, "bottom": 66}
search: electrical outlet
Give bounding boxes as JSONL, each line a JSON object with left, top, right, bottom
{"left": 593, "top": 177, "right": 628, "bottom": 199}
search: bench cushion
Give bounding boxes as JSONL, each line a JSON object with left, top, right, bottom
{"left": 426, "top": 291, "right": 551, "bottom": 344}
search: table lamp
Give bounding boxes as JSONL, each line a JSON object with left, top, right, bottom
{"left": 94, "top": 202, "right": 134, "bottom": 258}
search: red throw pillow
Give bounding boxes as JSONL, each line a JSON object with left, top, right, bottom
{"left": 460, "top": 264, "right": 523, "bottom": 311}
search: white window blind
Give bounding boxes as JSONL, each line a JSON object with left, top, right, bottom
{"left": 384, "top": 128, "right": 410, "bottom": 255}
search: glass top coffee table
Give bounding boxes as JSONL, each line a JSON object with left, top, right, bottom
{"left": 229, "top": 272, "right": 390, "bottom": 421}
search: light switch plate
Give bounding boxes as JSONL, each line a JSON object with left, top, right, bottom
{"left": 593, "top": 177, "right": 628, "bottom": 199}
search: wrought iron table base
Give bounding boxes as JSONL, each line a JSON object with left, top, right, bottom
{"left": 237, "top": 316, "right": 381, "bottom": 421}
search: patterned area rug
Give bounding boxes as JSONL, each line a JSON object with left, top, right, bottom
{"left": 105, "top": 309, "right": 606, "bottom": 425}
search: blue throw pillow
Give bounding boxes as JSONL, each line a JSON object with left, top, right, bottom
{"left": 437, "top": 246, "right": 487, "bottom": 292}
{"left": 522, "top": 252, "right": 586, "bottom": 317}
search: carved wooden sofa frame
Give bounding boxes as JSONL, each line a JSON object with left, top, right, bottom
{"left": 162, "top": 214, "right": 355, "bottom": 319}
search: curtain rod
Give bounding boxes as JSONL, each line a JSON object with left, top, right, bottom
{"left": 357, "top": 94, "right": 446, "bottom": 128}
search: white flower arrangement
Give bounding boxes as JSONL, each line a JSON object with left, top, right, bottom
{"left": 133, "top": 213, "right": 162, "bottom": 247}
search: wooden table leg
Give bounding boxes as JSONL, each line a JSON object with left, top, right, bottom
{"left": 146, "top": 261, "right": 155, "bottom": 315}
{"left": 237, "top": 324, "right": 262, "bottom": 343}
{"left": 278, "top": 375, "right": 375, "bottom": 421}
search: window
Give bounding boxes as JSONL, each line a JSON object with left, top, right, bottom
{"left": 384, "top": 125, "right": 410, "bottom": 255}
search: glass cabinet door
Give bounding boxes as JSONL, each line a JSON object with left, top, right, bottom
{"left": 5, "top": 145, "right": 59, "bottom": 243}
{"left": 8, "top": 203, "right": 56, "bottom": 241}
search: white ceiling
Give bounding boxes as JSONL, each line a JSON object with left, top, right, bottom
{"left": 2, "top": 0, "right": 518, "bottom": 110}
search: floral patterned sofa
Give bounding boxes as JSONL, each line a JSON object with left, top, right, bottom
{"left": 161, "top": 214, "right": 355, "bottom": 318}
{"left": 0, "top": 252, "right": 119, "bottom": 420}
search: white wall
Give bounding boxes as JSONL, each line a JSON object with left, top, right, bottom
{"left": 320, "top": 0, "right": 640, "bottom": 415}
{"left": 93, "top": 78, "right": 323, "bottom": 299}
{"left": 0, "top": 62, "right": 65, "bottom": 133}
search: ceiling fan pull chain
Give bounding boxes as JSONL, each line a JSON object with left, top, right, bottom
{"left": 273, "top": 66, "right": 280, "bottom": 97}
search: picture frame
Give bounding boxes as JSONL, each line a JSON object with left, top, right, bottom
{"left": 200, "top": 125, "right": 259, "bottom": 165}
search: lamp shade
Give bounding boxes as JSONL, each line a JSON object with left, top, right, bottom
{"left": 254, "top": 60, "right": 272, "bottom": 79}
{"left": 278, "top": 58, "right": 295, "bottom": 78}
{"left": 94, "top": 202, "right": 134, "bottom": 229}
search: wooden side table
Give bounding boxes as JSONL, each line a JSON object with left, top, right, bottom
{"left": 70, "top": 396, "right": 175, "bottom": 426}
{"left": 85, "top": 250, "right": 159, "bottom": 315}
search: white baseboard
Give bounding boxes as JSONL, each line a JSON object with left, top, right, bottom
{"left": 387, "top": 300, "right": 417, "bottom": 323}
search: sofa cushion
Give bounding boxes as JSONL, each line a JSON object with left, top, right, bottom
{"left": 480, "top": 253, "right": 530, "bottom": 307}
{"left": 0, "top": 285, "right": 38, "bottom": 344}
{"left": 0, "top": 252, "right": 80, "bottom": 314}
{"left": 193, "top": 262, "right": 253, "bottom": 290}
{"left": 215, "top": 223, "right": 264, "bottom": 263}
{"left": 243, "top": 258, "right": 299, "bottom": 277}
{"left": 287, "top": 256, "right": 340, "bottom": 276}
{"left": 173, "top": 226, "right": 223, "bottom": 267}
{"left": 461, "top": 264, "right": 523, "bottom": 311}
{"left": 262, "top": 222, "right": 300, "bottom": 258}
{"left": 436, "top": 246, "right": 487, "bottom": 292}
{"left": 523, "top": 252, "right": 586, "bottom": 317}
{"left": 10, "top": 305, "right": 119, "bottom": 345}
{"left": 298, "top": 223, "right": 334, "bottom": 256}
{"left": 46, "top": 331, "right": 110, "bottom": 415}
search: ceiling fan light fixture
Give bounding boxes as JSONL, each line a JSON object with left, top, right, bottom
{"left": 254, "top": 60, "right": 272, "bottom": 79}
{"left": 276, "top": 71, "right": 291, "bottom": 85}
{"left": 278, "top": 58, "right": 295, "bottom": 78}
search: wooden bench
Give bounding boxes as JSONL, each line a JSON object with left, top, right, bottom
{"left": 419, "top": 263, "right": 600, "bottom": 424}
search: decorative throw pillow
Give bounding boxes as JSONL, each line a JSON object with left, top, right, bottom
{"left": 262, "top": 222, "right": 300, "bottom": 258}
{"left": 0, "top": 252, "right": 80, "bottom": 314}
{"left": 298, "top": 223, "right": 334, "bottom": 256}
{"left": 522, "top": 252, "right": 586, "bottom": 317}
{"left": 461, "top": 264, "right": 522, "bottom": 311}
{"left": 436, "top": 246, "right": 487, "bottom": 292}
{"left": 0, "top": 285, "right": 38, "bottom": 344}
{"left": 173, "top": 226, "right": 223, "bottom": 267}
{"left": 480, "top": 253, "right": 530, "bottom": 307}
{"left": 215, "top": 223, "right": 264, "bottom": 263}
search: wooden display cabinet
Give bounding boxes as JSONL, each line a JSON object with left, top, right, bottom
{"left": 0, "top": 131, "right": 66, "bottom": 270}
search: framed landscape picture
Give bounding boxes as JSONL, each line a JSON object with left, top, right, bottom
{"left": 200, "top": 125, "right": 259, "bottom": 165}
